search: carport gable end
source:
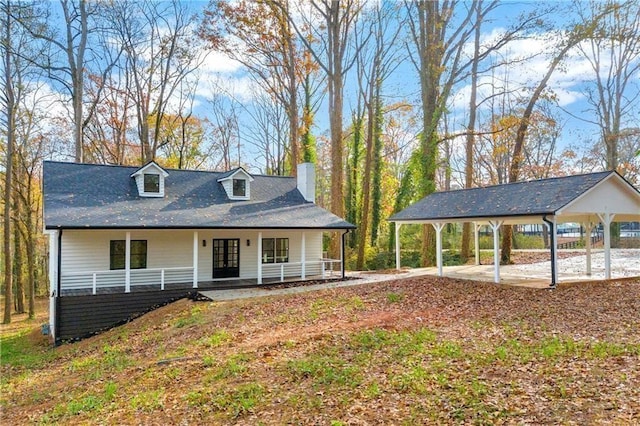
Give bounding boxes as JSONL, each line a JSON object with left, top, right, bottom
{"left": 389, "top": 171, "right": 640, "bottom": 287}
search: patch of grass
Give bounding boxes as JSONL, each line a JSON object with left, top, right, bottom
{"left": 393, "top": 365, "right": 430, "bottom": 394}
{"left": 364, "top": 381, "right": 381, "bottom": 399}
{"left": 286, "top": 354, "right": 362, "bottom": 388}
{"left": 0, "top": 330, "right": 54, "bottom": 370}
{"left": 210, "top": 382, "right": 265, "bottom": 418}
{"left": 200, "top": 329, "right": 232, "bottom": 347}
{"left": 130, "top": 389, "right": 164, "bottom": 412}
{"left": 41, "top": 382, "right": 117, "bottom": 422}
{"left": 386, "top": 292, "right": 404, "bottom": 303}
{"left": 350, "top": 328, "right": 437, "bottom": 357}
{"left": 67, "top": 394, "right": 101, "bottom": 415}
{"left": 101, "top": 344, "right": 132, "bottom": 371}
{"left": 588, "top": 341, "right": 637, "bottom": 358}
{"left": 428, "top": 341, "right": 463, "bottom": 359}
{"left": 173, "top": 305, "right": 205, "bottom": 328}
{"left": 208, "top": 353, "right": 252, "bottom": 380}
{"left": 342, "top": 295, "right": 365, "bottom": 311}
{"left": 537, "top": 337, "right": 580, "bottom": 358}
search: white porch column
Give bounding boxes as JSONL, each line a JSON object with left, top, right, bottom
{"left": 433, "top": 222, "right": 445, "bottom": 277}
{"left": 583, "top": 222, "right": 594, "bottom": 276}
{"left": 301, "top": 232, "right": 306, "bottom": 279}
{"left": 257, "top": 232, "right": 263, "bottom": 284}
{"left": 488, "top": 221, "right": 503, "bottom": 284}
{"left": 473, "top": 222, "right": 480, "bottom": 266}
{"left": 395, "top": 223, "right": 402, "bottom": 270}
{"left": 193, "top": 231, "right": 199, "bottom": 288}
{"left": 125, "top": 231, "right": 131, "bottom": 293}
{"left": 48, "top": 230, "right": 60, "bottom": 340}
{"left": 598, "top": 213, "right": 615, "bottom": 280}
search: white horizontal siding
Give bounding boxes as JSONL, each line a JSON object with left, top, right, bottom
{"left": 60, "top": 229, "right": 328, "bottom": 290}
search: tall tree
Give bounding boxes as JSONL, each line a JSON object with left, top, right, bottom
{"left": 460, "top": 1, "right": 483, "bottom": 262}
{"left": 113, "top": 0, "right": 204, "bottom": 164}
{"left": 405, "top": 0, "right": 476, "bottom": 265}
{"left": 577, "top": 0, "right": 640, "bottom": 173}
{"left": 200, "top": 0, "right": 302, "bottom": 174}
{"left": 355, "top": 1, "right": 403, "bottom": 269}
{"left": 500, "top": 7, "right": 610, "bottom": 262}
{"left": 22, "top": 0, "right": 121, "bottom": 162}
{"left": 290, "top": 0, "right": 364, "bottom": 257}
{"left": 1, "top": 0, "right": 16, "bottom": 324}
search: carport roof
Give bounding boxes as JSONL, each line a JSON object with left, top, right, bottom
{"left": 389, "top": 171, "right": 640, "bottom": 224}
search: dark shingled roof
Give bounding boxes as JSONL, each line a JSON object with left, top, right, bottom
{"left": 43, "top": 161, "right": 355, "bottom": 230}
{"left": 390, "top": 171, "right": 616, "bottom": 222}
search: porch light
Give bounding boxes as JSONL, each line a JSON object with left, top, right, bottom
{"left": 247, "top": 239, "right": 250, "bottom": 247}
{"left": 202, "top": 240, "right": 206, "bottom": 247}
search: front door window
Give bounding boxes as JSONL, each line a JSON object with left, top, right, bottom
{"left": 213, "top": 239, "right": 240, "bottom": 279}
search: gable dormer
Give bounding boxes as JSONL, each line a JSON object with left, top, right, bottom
{"left": 130, "top": 161, "right": 169, "bottom": 198}
{"left": 217, "top": 167, "right": 254, "bottom": 200}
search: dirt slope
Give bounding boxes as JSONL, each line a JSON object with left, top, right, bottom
{"left": 2, "top": 275, "right": 640, "bottom": 425}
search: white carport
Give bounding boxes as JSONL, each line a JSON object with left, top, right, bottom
{"left": 389, "top": 171, "right": 640, "bottom": 287}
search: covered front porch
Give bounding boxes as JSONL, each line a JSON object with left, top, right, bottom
{"left": 49, "top": 228, "right": 347, "bottom": 296}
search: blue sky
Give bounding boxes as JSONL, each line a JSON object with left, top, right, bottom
{"left": 38, "top": 0, "right": 637, "bottom": 176}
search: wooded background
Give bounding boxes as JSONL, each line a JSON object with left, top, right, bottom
{"left": 2, "top": 0, "right": 639, "bottom": 323}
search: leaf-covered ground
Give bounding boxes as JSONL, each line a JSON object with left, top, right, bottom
{"left": 2, "top": 275, "right": 640, "bottom": 425}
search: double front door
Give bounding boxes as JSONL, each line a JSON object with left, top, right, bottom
{"left": 212, "top": 239, "right": 240, "bottom": 279}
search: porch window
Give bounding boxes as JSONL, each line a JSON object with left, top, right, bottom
{"left": 144, "top": 174, "right": 160, "bottom": 193}
{"left": 262, "top": 238, "right": 289, "bottom": 263}
{"left": 110, "top": 240, "right": 147, "bottom": 270}
{"left": 233, "top": 178, "right": 246, "bottom": 197}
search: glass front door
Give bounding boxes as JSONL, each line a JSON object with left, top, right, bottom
{"left": 212, "top": 239, "right": 240, "bottom": 279}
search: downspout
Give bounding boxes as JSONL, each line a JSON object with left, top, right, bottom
{"left": 55, "top": 229, "right": 63, "bottom": 345}
{"left": 542, "top": 215, "right": 557, "bottom": 288}
{"left": 341, "top": 230, "right": 349, "bottom": 279}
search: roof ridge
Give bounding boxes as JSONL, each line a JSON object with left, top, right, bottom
{"left": 44, "top": 161, "right": 296, "bottom": 179}
{"left": 448, "top": 170, "right": 613, "bottom": 193}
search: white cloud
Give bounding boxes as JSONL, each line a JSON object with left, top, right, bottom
{"left": 199, "top": 50, "right": 244, "bottom": 74}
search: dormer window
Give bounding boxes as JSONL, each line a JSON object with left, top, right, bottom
{"left": 130, "top": 161, "right": 169, "bottom": 198}
{"left": 233, "top": 178, "right": 246, "bottom": 197}
{"left": 144, "top": 174, "right": 160, "bottom": 193}
{"left": 217, "top": 167, "right": 253, "bottom": 200}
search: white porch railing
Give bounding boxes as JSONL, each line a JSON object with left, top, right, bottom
{"left": 260, "top": 258, "right": 342, "bottom": 282}
{"left": 61, "top": 267, "right": 194, "bottom": 294}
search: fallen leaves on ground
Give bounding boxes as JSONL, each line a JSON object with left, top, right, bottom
{"left": 2, "top": 275, "right": 639, "bottom": 425}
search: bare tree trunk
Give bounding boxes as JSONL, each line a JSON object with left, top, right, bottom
{"left": 501, "top": 40, "right": 580, "bottom": 264}
{"left": 2, "top": 0, "right": 14, "bottom": 324}
{"left": 461, "top": 1, "right": 481, "bottom": 262}
{"left": 71, "top": 0, "right": 87, "bottom": 162}
{"left": 13, "top": 193, "right": 24, "bottom": 314}
{"left": 356, "top": 77, "right": 376, "bottom": 270}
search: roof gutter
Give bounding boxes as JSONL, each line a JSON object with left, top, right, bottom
{"left": 542, "top": 215, "right": 557, "bottom": 289}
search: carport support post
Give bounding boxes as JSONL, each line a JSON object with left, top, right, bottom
{"left": 432, "top": 222, "right": 445, "bottom": 277}
{"left": 488, "top": 221, "right": 503, "bottom": 283}
{"left": 257, "top": 232, "right": 263, "bottom": 285}
{"left": 583, "top": 222, "right": 594, "bottom": 276}
{"left": 473, "top": 222, "right": 480, "bottom": 265}
{"left": 395, "top": 222, "right": 402, "bottom": 270}
{"left": 597, "top": 213, "right": 615, "bottom": 280}
{"left": 543, "top": 216, "right": 559, "bottom": 287}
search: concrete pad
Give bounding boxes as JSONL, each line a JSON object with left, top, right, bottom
{"left": 197, "top": 249, "right": 639, "bottom": 302}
